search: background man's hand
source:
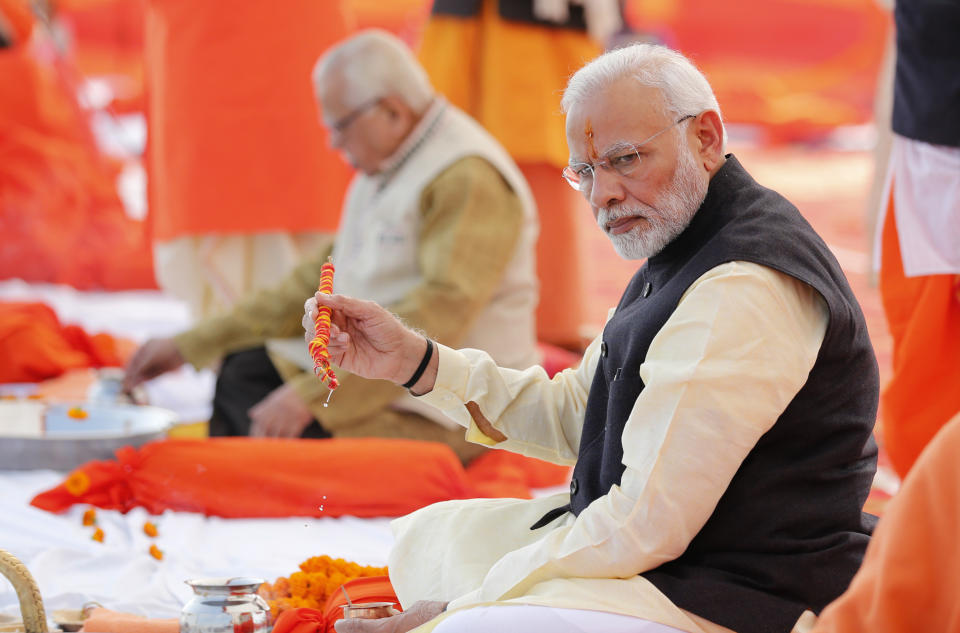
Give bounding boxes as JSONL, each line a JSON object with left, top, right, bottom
{"left": 248, "top": 384, "right": 314, "bottom": 438}
{"left": 333, "top": 600, "right": 447, "bottom": 633}
{"left": 303, "top": 294, "right": 431, "bottom": 388}
{"left": 122, "top": 337, "right": 186, "bottom": 392}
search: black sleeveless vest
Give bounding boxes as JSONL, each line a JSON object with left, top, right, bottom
{"left": 892, "top": 0, "right": 960, "bottom": 146}
{"left": 550, "top": 156, "right": 878, "bottom": 633}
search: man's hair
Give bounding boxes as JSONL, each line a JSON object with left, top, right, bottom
{"left": 313, "top": 29, "right": 434, "bottom": 113}
{"left": 562, "top": 43, "right": 727, "bottom": 147}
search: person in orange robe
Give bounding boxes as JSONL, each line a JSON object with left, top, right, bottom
{"left": 0, "top": 0, "right": 154, "bottom": 290}
{"left": 878, "top": 195, "right": 960, "bottom": 480}
{"left": 873, "top": 0, "right": 960, "bottom": 479}
{"left": 807, "top": 412, "right": 960, "bottom": 633}
{"left": 145, "top": 1, "right": 353, "bottom": 320}
{"left": 417, "top": 0, "right": 621, "bottom": 349}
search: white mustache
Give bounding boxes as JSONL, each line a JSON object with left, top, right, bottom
{"left": 597, "top": 204, "right": 662, "bottom": 230}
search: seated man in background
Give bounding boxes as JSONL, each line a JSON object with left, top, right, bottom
{"left": 306, "top": 43, "right": 879, "bottom": 633}
{"left": 123, "top": 30, "right": 540, "bottom": 465}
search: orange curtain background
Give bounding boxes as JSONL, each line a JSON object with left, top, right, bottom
{"left": 1, "top": 0, "right": 890, "bottom": 291}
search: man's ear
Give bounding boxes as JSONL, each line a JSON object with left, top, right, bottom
{"left": 693, "top": 110, "right": 725, "bottom": 172}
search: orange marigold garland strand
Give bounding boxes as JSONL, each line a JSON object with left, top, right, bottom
{"left": 308, "top": 259, "right": 339, "bottom": 404}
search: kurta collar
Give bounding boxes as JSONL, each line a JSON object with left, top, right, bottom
{"left": 373, "top": 97, "right": 448, "bottom": 189}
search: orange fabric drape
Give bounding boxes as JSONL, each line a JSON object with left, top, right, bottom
{"left": 623, "top": 0, "right": 891, "bottom": 142}
{"left": 810, "top": 414, "right": 960, "bottom": 633}
{"left": 30, "top": 437, "right": 570, "bottom": 517}
{"left": 0, "top": 302, "right": 126, "bottom": 383}
{"left": 0, "top": 0, "right": 34, "bottom": 43}
{"left": 0, "top": 2, "right": 155, "bottom": 289}
{"left": 272, "top": 609, "right": 326, "bottom": 633}
{"left": 145, "top": 0, "right": 353, "bottom": 242}
{"left": 418, "top": 0, "right": 599, "bottom": 347}
{"left": 878, "top": 189, "right": 960, "bottom": 479}
{"left": 417, "top": 1, "right": 599, "bottom": 168}
{"left": 521, "top": 163, "right": 589, "bottom": 348}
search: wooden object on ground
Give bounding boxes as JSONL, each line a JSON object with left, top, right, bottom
{"left": 0, "top": 548, "right": 48, "bottom": 632}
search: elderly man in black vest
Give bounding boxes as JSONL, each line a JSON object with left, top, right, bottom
{"left": 306, "top": 43, "right": 879, "bottom": 633}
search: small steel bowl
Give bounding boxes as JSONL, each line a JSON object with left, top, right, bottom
{"left": 341, "top": 602, "right": 399, "bottom": 620}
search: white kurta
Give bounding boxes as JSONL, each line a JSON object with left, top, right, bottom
{"left": 873, "top": 135, "right": 960, "bottom": 276}
{"left": 391, "top": 261, "right": 829, "bottom": 633}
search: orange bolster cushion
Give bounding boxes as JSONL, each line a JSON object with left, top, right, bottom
{"left": 30, "top": 437, "right": 570, "bottom": 518}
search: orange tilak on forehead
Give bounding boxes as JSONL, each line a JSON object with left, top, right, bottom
{"left": 584, "top": 119, "right": 599, "bottom": 161}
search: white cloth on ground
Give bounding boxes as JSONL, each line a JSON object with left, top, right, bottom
{"left": 432, "top": 604, "right": 684, "bottom": 633}
{"left": 0, "top": 470, "right": 393, "bottom": 619}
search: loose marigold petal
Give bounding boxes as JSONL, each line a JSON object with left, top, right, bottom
{"left": 67, "top": 406, "right": 88, "bottom": 420}
{"left": 143, "top": 521, "right": 158, "bottom": 537}
{"left": 92, "top": 527, "right": 104, "bottom": 543}
{"left": 82, "top": 508, "right": 97, "bottom": 526}
{"left": 149, "top": 544, "right": 163, "bottom": 560}
{"left": 64, "top": 470, "right": 91, "bottom": 496}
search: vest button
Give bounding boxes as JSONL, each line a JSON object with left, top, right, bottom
{"left": 570, "top": 478, "right": 579, "bottom": 495}
{"left": 641, "top": 281, "right": 652, "bottom": 298}
{"left": 600, "top": 341, "right": 608, "bottom": 357}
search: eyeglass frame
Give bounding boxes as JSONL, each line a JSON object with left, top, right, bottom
{"left": 328, "top": 96, "right": 383, "bottom": 135}
{"left": 561, "top": 114, "right": 697, "bottom": 192}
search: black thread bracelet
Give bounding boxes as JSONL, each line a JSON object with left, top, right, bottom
{"left": 401, "top": 337, "right": 434, "bottom": 389}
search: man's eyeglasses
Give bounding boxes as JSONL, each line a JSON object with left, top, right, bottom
{"left": 329, "top": 97, "right": 382, "bottom": 135}
{"left": 561, "top": 114, "right": 696, "bottom": 193}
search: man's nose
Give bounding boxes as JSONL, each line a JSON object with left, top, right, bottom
{"left": 588, "top": 166, "right": 625, "bottom": 209}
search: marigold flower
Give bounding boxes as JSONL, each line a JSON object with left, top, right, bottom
{"left": 82, "top": 508, "right": 97, "bottom": 526}
{"left": 267, "top": 555, "right": 388, "bottom": 616}
{"left": 273, "top": 577, "right": 291, "bottom": 598}
{"left": 92, "top": 527, "right": 104, "bottom": 543}
{"left": 149, "top": 544, "right": 163, "bottom": 560}
{"left": 143, "top": 521, "right": 158, "bottom": 537}
{"left": 64, "top": 470, "right": 91, "bottom": 496}
{"left": 67, "top": 406, "right": 88, "bottom": 420}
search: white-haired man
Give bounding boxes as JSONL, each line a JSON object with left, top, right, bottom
{"left": 123, "top": 30, "right": 539, "bottom": 461}
{"left": 307, "top": 43, "right": 879, "bottom": 633}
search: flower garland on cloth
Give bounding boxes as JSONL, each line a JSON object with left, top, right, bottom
{"left": 258, "top": 555, "right": 387, "bottom": 617}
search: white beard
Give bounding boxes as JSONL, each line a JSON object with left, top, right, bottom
{"left": 596, "top": 137, "right": 709, "bottom": 260}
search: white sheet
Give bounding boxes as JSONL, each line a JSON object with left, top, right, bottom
{"left": 0, "top": 470, "right": 394, "bottom": 620}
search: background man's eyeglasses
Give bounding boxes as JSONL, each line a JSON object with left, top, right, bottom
{"left": 561, "top": 114, "right": 696, "bottom": 192}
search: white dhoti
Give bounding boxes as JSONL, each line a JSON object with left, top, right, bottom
{"left": 389, "top": 495, "right": 731, "bottom": 633}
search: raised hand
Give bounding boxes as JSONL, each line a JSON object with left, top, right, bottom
{"left": 303, "top": 293, "right": 434, "bottom": 391}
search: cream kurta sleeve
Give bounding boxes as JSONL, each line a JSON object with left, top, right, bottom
{"left": 288, "top": 156, "right": 525, "bottom": 430}
{"left": 414, "top": 261, "right": 829, "bottom": 608}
